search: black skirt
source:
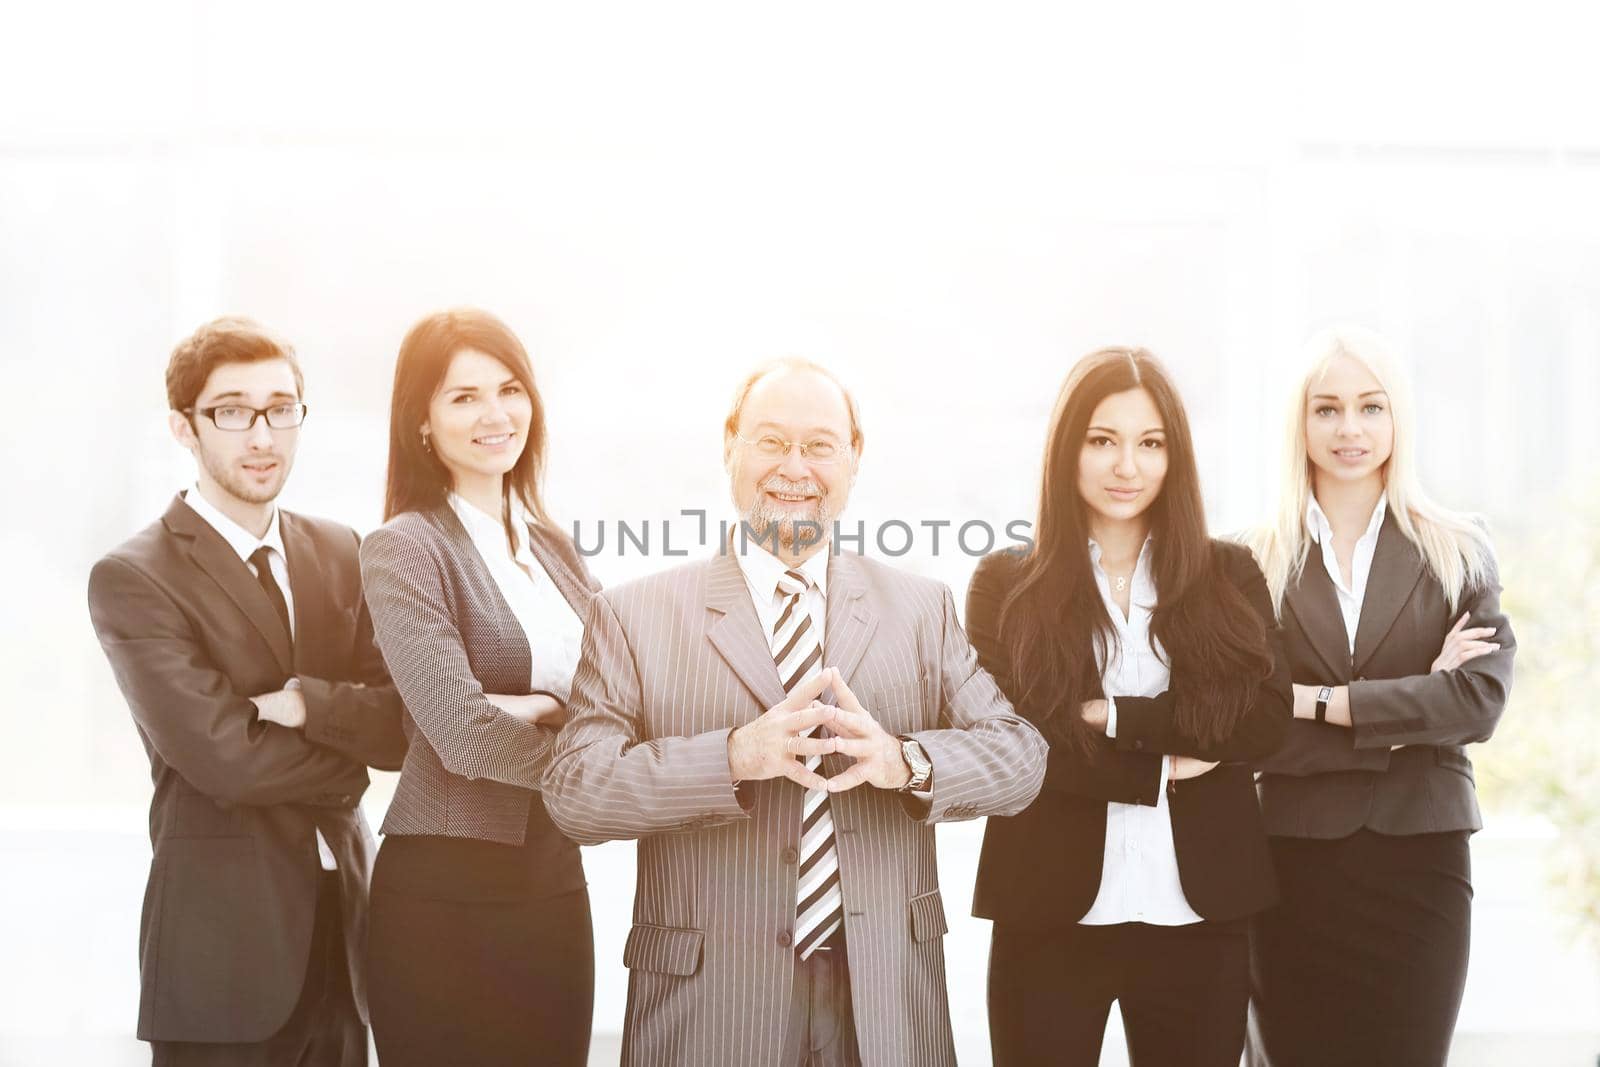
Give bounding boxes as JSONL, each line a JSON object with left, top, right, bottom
{"left": 368, "top": 795, "right": 593, "bottom": 1067}
{"left": 1247, "top": 829, "right": 1472, "bottom": 1067}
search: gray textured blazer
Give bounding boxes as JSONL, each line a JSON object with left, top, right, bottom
{"left": 541, "top": 548, "right": 1048, "bottom": 1067}
{"left": 1255, "top": 509, "right": 1516, "bottom": 838}
{"left": 359, "top": 504, "right": 599, "bottom": 844}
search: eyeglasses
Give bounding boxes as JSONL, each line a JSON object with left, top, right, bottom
{"left": 733, "top": 432, "right": 848, "bottom": 465}
{"left": 186, "top": 403, "right": 309, "bottom": 431}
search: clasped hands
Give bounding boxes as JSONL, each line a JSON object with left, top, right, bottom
{"left": 728, "top": 667, "right": 911, "bottom": 792}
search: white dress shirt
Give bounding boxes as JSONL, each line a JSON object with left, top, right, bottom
{"left": 734, "top": 539, "right": 830, "bottom": 649}
{"left": 181, "top": 487, "right": 336, "bottom": 871}
{"left": 1079, "top": 536, "right": 1203, "bottom": 927}
{"left": 1306, "top": 494, "right": 1388, "bottom": 655}
{"left": 449, "top": 494, "right": 585, "bottom": 703}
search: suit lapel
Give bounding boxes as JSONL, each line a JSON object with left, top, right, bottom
{"left": 823, "top": 553, "right": 877, "bottom": 687}
{"left": 1284, "top": 548, "right": 1352, "bottom": 681}
{"left": 526, "top": 523, "right": 591, "bottom": 618}
{"left": 704, "top": 550, "right": 788, "bottom": 712}
{"left": 280, "top": 511, "right": 326, "bottom": 671}
{"left": 1352, "top": 510, "right": 1425, "bottom": 675}
{"left": 164, "top": 494, "right": 293, "bottom": 673}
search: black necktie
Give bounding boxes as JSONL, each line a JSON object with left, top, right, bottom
{"left": 248, "top": 546, "right": 293, "bottom": 644}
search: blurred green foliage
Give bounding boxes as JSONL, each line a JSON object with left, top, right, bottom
{"left": 1473, "top": 490, "right": 1600, "bottom": 949}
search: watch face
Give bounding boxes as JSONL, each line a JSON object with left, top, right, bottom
{"left": 902, "top": 740, "right": 930, "bottom": 775}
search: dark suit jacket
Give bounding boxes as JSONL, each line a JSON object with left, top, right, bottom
{"left": 358, "top": 504, "right": 600, "bottom": 846}
{"left": 1255, "top": 509, "right": 1516, "bottom": 837}
{"left": 969, "top": 540, "right": 1293, "bottom": 928}
{"left": 87, "top": 493, "right": 407, "bottom": 1044}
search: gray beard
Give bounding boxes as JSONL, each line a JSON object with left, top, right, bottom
{"left": 743, "top": 497, "right": 832, "bottom": 552}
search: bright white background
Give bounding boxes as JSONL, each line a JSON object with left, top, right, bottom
{"left": 3, "top": 2, "right": 1598, "bottom": 1063}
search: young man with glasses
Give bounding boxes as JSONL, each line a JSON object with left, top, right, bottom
{"left": 87, "top": 317, "right": 407, "bottom": 1067}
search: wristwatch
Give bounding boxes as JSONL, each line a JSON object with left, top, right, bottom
{"left": 897, "top": 736, "right": 933, "bottom": 793}
{"left": 1314, "top": 685, "right": 1333, "bottom": 723}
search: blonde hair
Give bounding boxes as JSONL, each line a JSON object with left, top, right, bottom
{"left": 1245, "top": 325, "right": 1495, "bottom": 617}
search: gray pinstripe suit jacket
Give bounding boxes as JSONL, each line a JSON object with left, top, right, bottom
{"left": 542, "top": 548, "right": 1048, "bottom": 1067}
{"left": 359, "top": 504, "right": 599, "bottom": 844}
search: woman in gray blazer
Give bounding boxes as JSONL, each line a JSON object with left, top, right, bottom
{"left": 359, "top": 309, "right": 599, "bottom": 1067}
{"left": 1243, "top": 326, "right": 1515, "bottom": 1067}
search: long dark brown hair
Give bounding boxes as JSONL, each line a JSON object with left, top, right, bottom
{"left": 1000, "top": 348, "right": 1272, "bottom": 754}
{"left": 382, "top": 308, "right": 552, "bottom": 543}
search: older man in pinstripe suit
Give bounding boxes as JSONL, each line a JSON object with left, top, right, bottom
{"left": 542, "top": 358, "right": 1047, "bottom": 1067}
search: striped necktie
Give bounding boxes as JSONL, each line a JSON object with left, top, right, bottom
{"left": 771, "top": 568, "right": 843, "bottom": 958}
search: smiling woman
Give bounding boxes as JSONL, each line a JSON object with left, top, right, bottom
{"left": 382, "top": 308, "right": 553, "bottom": 541}
{"left": 1243, "top": 326, "right": 1515, "bottom": 1067}
{"left": 423, "top": 348, "right": 535, "bottom": 516}
{"left": 358, "top": 307, "right": 600, "bottom": 1067}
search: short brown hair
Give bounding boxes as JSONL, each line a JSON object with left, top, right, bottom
{"left": 723, "top": 357, "right": 864, "bottom": 454}
{"left": 165, "top": 316, "right": 303, "bottom": 412}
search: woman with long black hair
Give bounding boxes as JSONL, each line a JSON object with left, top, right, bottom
{"left": 968, "top": 347, "right": 1291, "bottom": 1066}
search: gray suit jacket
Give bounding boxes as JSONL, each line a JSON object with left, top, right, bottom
{"left": 541, "top": 549, "right": 1047, "bottom": 1067}
{"left": 359, "top": 504, "right": 599, "bottom": 844}
{"left": 1255, "top": 510, "right": 1516, "bottom": 837}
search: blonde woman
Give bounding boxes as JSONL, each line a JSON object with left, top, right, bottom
{"left": 1243, "top": 326, "right": 1516, "bottom": 1067}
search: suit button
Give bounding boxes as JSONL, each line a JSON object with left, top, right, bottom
{"left": 1133, "top": 740, "right": 1145, "bottom": 751}
{"left": 781, "top": 847, "right": 798, "bottom": 864}
{"left": 777, "top": 930, "right": 793, "bottom": 948}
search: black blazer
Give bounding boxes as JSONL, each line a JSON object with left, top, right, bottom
{"left": 968, "top": 540, "right": 1292, "bottom": 928}
{"left": 87, "top": 493, "right": 407, "bottom": 1043}
{"left": 359, "top": 504, "right": 600, "bottom": 848}
{"left": 1255, "top": 509, "right": 1516, "bottom": 838}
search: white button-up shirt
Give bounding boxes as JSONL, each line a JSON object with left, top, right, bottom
{"left": 1079, "top": 536, "right": 1203, "bottom": 927}
{"left": 182, "top": 487, "right": 336, "bottom": 871}
{"left": 1306, "top": 494, "right": 1388, "bottom": 656}
{"left": 449, "top": 494, "right": 585, "bottom": 703}
{"left": 734, "top": 539, "right": 829, "bottom": 646}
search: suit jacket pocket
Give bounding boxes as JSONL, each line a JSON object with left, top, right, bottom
{"left": 868, "top": 680, "right": 926, "bottom": 735}
{"left": 908, "top": 888, "right": 948, "bottom": 943}
{"left": 152, "top": 837, "right": 278, "bottom": 1037}
{"left": 623, "top": 923, "right": 705, "bottom": 976}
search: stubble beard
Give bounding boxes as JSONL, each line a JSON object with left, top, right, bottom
{"left": 200, "top": 446, "right": 288, "bottom": 507}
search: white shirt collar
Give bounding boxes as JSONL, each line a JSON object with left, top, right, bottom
{"left": 450, "top": 492, "right": 536, "bottom": 564}
{"left": 1087, "top": 534, "right": 1155, "bottom": 576}
{"left": 1305, "top": 493, "right": 1387, "bottom": 547}
{"left": 735, "top": 536, "right": 830, "bottom": 602}
{"left": 182, "top": 485, "right": 285, "bottom": 564}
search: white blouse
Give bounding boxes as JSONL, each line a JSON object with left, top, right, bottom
{"left": 450, "top": 494, "right": 585, "bottom": 704}
{"left": 1306, "top": 494, "right": 1388, "bottom": 656}
{"left": 1080, "top": 536, "right": 1204, "bottom": 928}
